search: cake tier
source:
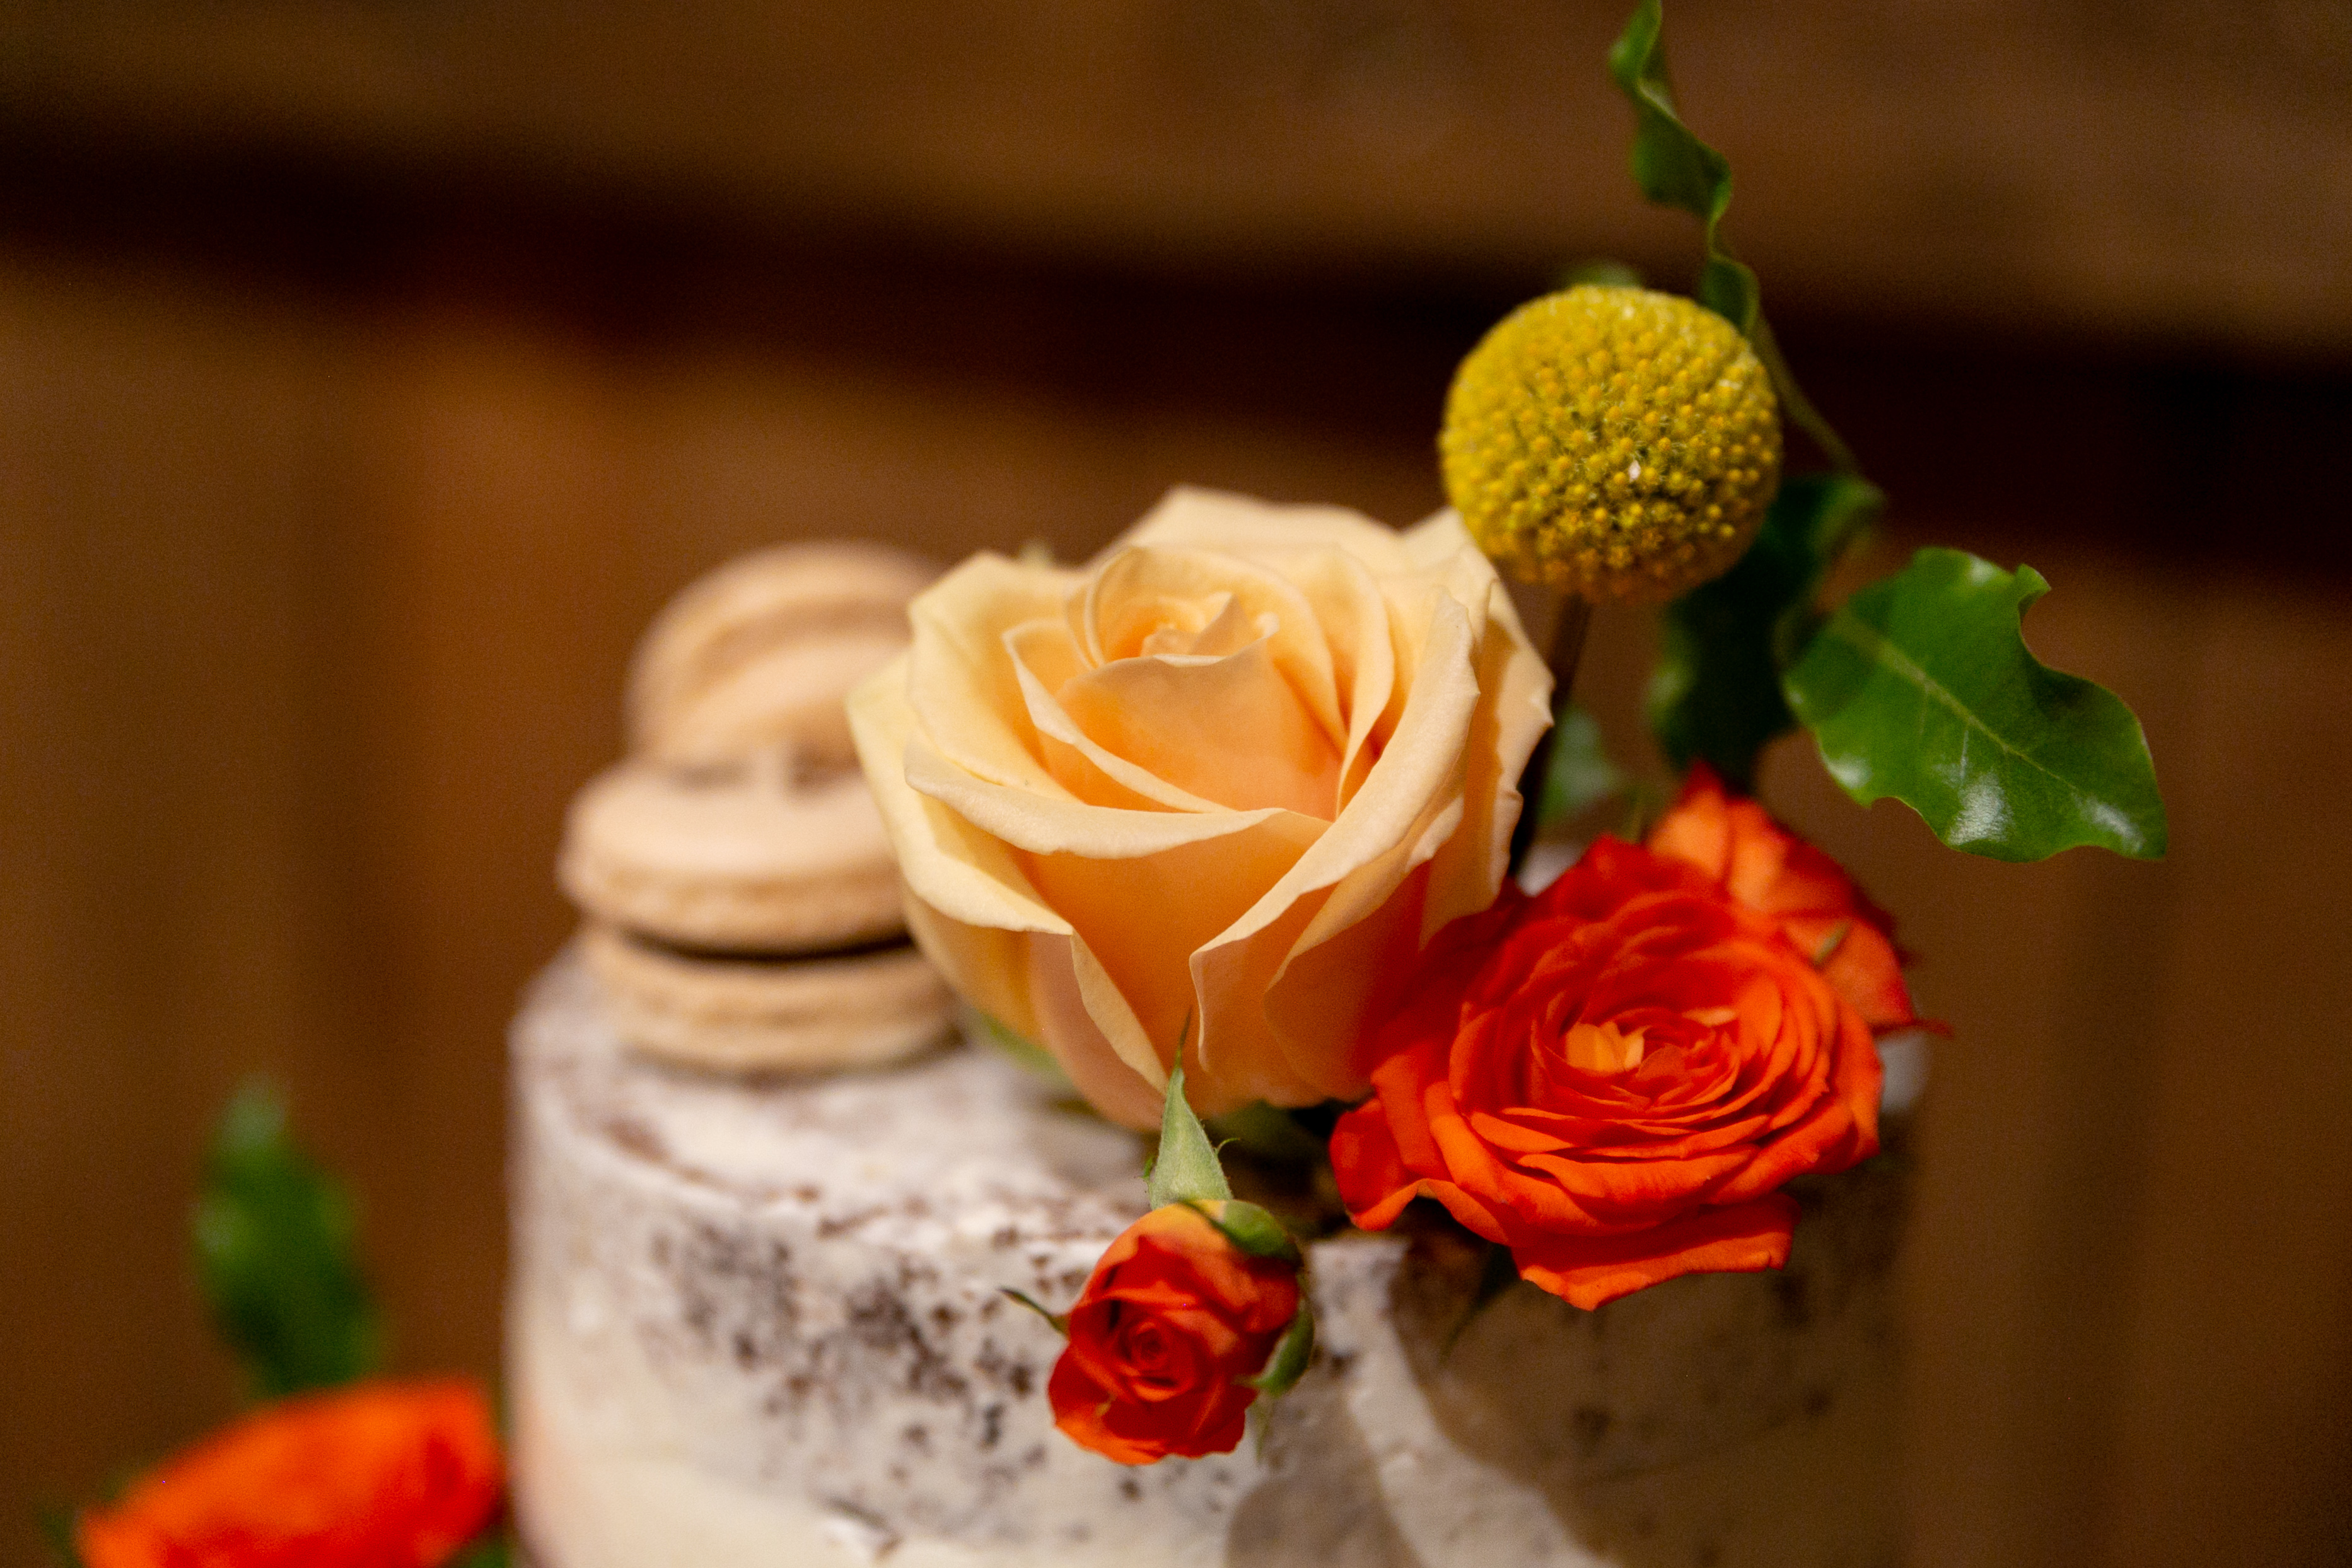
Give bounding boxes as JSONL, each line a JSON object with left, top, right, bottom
{"left": 509, "top": 951, "right": 1907, "bottom": 1568}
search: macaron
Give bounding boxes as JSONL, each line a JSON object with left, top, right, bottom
{"left": 557, "top": 538, "right": 953, "bottom": 1075}
{"left": 627, "top": 541, "right": 936, "bottom": 769}
{"left": 559, "top": 753, "right": 906, "bottom": 955}
{"left": 579, "top": 921, "right": 954, "bottom": 1075}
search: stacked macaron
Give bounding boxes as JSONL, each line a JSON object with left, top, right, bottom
{"left": 559, "top": 542, "right": 956, "bottom": 1073}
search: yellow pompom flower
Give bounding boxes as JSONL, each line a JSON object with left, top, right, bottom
{"left": 1441, "top": 285, "right": 1781, "bottom": 604}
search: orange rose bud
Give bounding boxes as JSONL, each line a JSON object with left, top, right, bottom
{"left": 1047, "top": 1203, "right": 1303, "bottom": 1465}
{"left": 76, "top": 1377, "right": 503, "bottom": 1568}
{"left": 1332, "top": 839, "right": 1882, "bottom": 1309}
{"left": 1645, "top": 761, "right": 1930, "bottom": 1033}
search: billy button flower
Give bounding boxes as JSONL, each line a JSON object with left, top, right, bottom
{"left": 1013, "top": 1062, "right": 1315, "bottom": 1465}
{"left": 1442, "top": 284, "right": 1781, "bottom": 603}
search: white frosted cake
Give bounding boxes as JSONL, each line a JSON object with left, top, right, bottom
{"left": 509, "top": 953, "right": 1909, "bottom": 1568}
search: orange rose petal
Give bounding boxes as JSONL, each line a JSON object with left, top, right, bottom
{"left": 76, "top": 1378, "right": 501, "bottom": 1568}
{"left": 1508, "top": 1193, "right": 1802, "bottom": 1310}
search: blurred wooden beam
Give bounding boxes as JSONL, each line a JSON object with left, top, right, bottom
{"left": 4, "top": 0, "right": 2348, "bottom": 356}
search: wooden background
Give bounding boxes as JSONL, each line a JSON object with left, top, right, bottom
{"left": 3, "top": 4, "right": 2350, "bottom": 1565}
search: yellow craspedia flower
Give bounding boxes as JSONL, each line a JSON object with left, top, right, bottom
{"left": 1441, "top": 284, "right": 1781, "bottom": 604}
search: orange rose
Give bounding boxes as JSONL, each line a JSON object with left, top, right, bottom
{"left": 1049, "top": 1203, "right": 1303, "bottom": 1464}
{"left": 849, "top": 487, "right": 1550, "bottom": 1126}
{"left": 1646, "top": 761, "right": 1923, "bottom": 1031}
{"left": 1330, "top": 839, "right": 1881, "bottom": 1308}
{"left": 76, "top": 1378, "right": 503, "bottom": 1568}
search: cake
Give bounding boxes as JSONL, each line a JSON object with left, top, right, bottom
{"left": 508, "top": 955, "right": 1914, "bottom": 1568}
{"left": 507, "top": 7, "right": 2168, "bottom": 1559}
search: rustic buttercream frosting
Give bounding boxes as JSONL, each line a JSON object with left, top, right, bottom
{"left": 509, "top": 952, "right": 1907, "bottom": 1568}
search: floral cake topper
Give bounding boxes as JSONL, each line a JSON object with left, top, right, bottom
{"left": 853, "top": 0, "right": 2164, "bottom": 1467}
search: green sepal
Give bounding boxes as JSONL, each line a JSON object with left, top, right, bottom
{"left": 193, "top": 1079, "right": 383, "bottom": 1400}
{"left": 1001, "top": 1287, "right": 1069, "bottom": 1335}
{"left": 1648, "top": 473, "right": 1885, "bottom": 788}
{"left": 1783, "top": 548, "right": 2167, "bottom": 861}
{"left": 1146, "top": 1048, "right": 1233, "bottom": 1210}
{"left": 1242, "top": 1299, "right": 1317, "bottom": 1403}
{"left": 1182, "top": 1199, "right": 1303, "bottom": 1267}
{"left": 1606, "top": 0, "right": 1856, "bottom": 472}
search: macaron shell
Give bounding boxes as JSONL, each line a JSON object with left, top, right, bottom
{"left": 627, "top": 541, "right": 934, "bottom": 758}
{"left": 581, "top": 923, "right": 955, "bottom": 1073}
{"left": 643, "top": 627, "right": 908, "bottom": 770}
{"left": 559, "top": 760, "right": 905, "bottom": 952}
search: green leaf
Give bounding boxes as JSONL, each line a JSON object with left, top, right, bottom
{"left": 1649, "top": 473, "right": 1885, "bottom": 788}
{"left": 1605, "top": 0, "right": 1856, "bottom": 472}
{"left": 1184, "top": 1199, "right": 1301, "bottom": 1265}
{"left": 37, "top": 1506, "right": 87, "bottom": 1568}
{"left": 1539, "top": 703, "right": 1627, "bottom": 827}
{"left": 1242, "top": 1299, "right": 1317, "bottom": 1402}
{"left": 193, "top": 1079, "right": 383, "bottom": 1400}
{"left": 1783, "top": 549, "right": 2167, "bottom": 861}
{"left": 1146, "top": 1052, "right": 1232, "bottom": 1210}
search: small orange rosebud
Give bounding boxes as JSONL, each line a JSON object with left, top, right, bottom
{"left": 75, "top": 1378, "right": 502, "bottom": 1568}
{"left": 1047, "top": 1204, "right": 1302, "bottom": 1465}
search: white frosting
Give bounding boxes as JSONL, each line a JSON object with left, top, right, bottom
{"left": 509, "top": 952, "right": 1906, "bottom": 1567}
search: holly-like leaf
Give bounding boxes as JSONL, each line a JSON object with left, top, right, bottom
{"left": 1650, "top": 473, "right": 1885, "bottom": 788}
{"left": 1783, "top": 549, "right": 2167, "bottom": 861}
{"left": 1539, "top": 704, "right": 1627, "bottom": 827}
{"left": 1146, "top": 1053, "right": 1232, "bottom": 1210}
{"left": 193, "top": 1081, "right": 383, "bottom": 1400}
{"left": 1606, "top": 0, "right": 1856, "bottom": 472}
{"left": 1242, "top": 1300, "right": 1317, "bottom": 1402}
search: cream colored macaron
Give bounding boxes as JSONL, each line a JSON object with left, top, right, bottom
{"left": 559, "top": 754, "right": 905, "bottom": 955}
{"left": 627, "top": 541, "right": 934, "bottom": 769}
{"left": 581, "top": 922, "right": 953, "bottom": 1074}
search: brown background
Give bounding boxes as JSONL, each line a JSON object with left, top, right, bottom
{"left": 3, "top": 4, "right": 2350, "bottom": 1565}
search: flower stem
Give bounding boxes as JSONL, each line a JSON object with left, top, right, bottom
{"left": 1507, "top": 596, "right": 1595, "bottom": 878}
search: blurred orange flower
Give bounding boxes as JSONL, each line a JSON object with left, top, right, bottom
{"left": 76, "top": 1378, "right": 501, "bottom": 1568}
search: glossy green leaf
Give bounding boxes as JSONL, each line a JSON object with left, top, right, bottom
{"left": 1649, "top": 473, "right": 1885, "bottom": 788}
{"left": 1783, "top": 549, "right": 2167, "bottom": 861}
{"left": 193, "top": 1081, "right": 383, "bottom": 1400}
{"left": 1606, "top": 0, "right": 1856, "bottom": 472}
{"left": 1242, "top": 1300, "right": 1317, "bottom": 1402}
{"left": 1539, "top": 704, "right": 1627, "bottom": 827}
{"left": 1146, "top": 1054, "right": 1232, "bottom": 1209}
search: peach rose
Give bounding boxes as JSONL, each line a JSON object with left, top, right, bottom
{"left": 849, "top": 488, "right": 1551, "bottom": 1125}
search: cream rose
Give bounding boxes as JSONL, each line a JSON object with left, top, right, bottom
{"left": 848, "top": 488, "right": 1551, "bottom": 1127}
